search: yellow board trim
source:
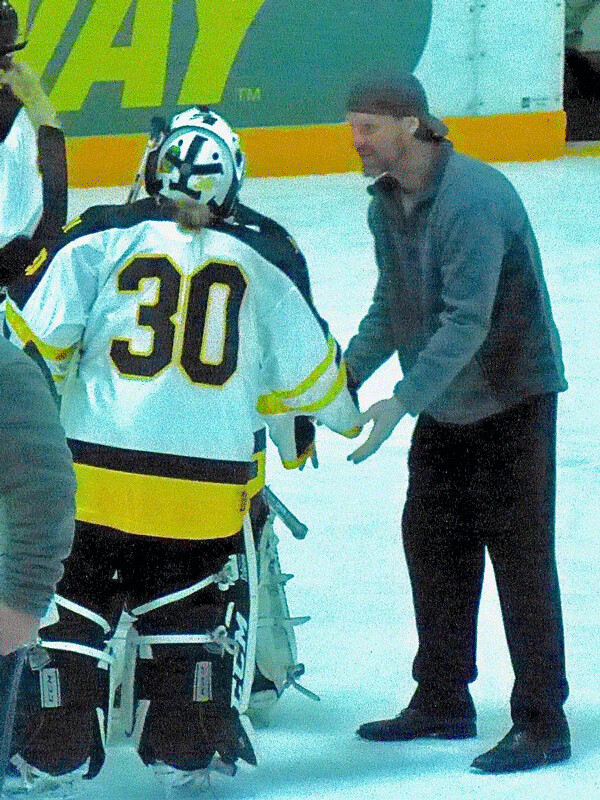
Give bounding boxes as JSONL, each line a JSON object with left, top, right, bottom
{"left": 65, "top": 110, "right": 567, "bottom": 189}
{"left": 565, "top": 141, "right": 600, "bottom": 157}
{"left": 74, "top": 462, "right": 265, "bottom": 540}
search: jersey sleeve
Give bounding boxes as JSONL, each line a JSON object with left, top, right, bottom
{"left": 257, "top": 284, "right": 361, "bottom": 467}
{"left": 0, "top": 125, "right": 68, "bottom": 285}
{"left": 0, "top": 107, "right": 43, "bottom": 250}
{"left": 5, "top": 238, "right": 100, "bottom": 387}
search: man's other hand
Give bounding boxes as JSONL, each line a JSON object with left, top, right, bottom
{"left": 0, "top": 602, "right": 39, "bottom": 655}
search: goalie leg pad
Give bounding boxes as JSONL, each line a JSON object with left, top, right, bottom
{"left": 253, "top": 518, "right": 308, "bottom": 697}
{"left": 131, "top": 522, "right": 257, "bottom": 771}
{"left": 11, "top": 604, "right": 111, "bottom": 780}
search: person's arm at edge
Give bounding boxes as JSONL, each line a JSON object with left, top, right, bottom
{"left": 0, "top": 344, "right": 75, "bottom": 654}
{"left": 0, "top": 62, "right": 67, "bottom": 285}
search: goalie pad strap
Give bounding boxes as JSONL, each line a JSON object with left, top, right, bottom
{"left": 38, "top": 641, "right": 113, "bottom": 666}
{"left": 130, "top": 556, "right": 239, "bottom": 617}
{"left": 133, "top": 629, "right": 237, "bottom": 656}
{"left": 257, "top": 616, "right": 310, "bottom": 628}
{"left": 54, "top": 595, "right": 111, "bottom": 634}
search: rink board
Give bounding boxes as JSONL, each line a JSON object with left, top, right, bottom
{"left": 12, "top": 0, "right": 567, "bottom": 183}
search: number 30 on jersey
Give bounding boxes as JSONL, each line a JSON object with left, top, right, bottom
{"left": 110, "top": 255, "right": 247, "bottom": 386}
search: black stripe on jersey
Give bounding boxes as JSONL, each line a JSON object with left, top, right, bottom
{"left": 8, "top": 197, "right": 170, "bottom": 310}
{"left": 0, "top": 87, "right": 22, "bottom": 143}
{"left": 68, "top": 439, "right": 258, "bottom": 485}
{"left": 35, "top": 126, "right": 68, "bottom": 240}
{"left": 220, "top": 203, "right": 330, "bottom": 338}
{"left": 253, "top": 427, "right": 266, "bottom": 453}
{"left": 229, "top": 204, "right": 313, "bottom": 303}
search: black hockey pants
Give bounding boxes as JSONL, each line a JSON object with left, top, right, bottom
{"left": 12, "top": 496, "right": 267, "bottom": 778}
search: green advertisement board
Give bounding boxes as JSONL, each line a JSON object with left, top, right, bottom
{"left": 14, "top": 0, "right": 432, "bottom": 136}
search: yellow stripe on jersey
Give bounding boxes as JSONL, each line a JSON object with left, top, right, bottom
{"left": 256, "top": 335, "right": 341, "bottom": 415}
{"left": 5, "top": 304, "right": 78, "bottom": 364}
{"left": 281, "top": 442, "right": 316, "bottom": 470}
{"left": 63, "top": 216, "right": 83, "bottom": 234}
{"left": 299, "top": 361, "right": 349, "bottom": 413}
{"left": 277, "top": 334, "right": 336, "bottom": 401}
{"left": 73, "top": 462, "right": 266, "bottom": 540}
{"left": 25, "top": 248, "right": 48, "bottom": 277}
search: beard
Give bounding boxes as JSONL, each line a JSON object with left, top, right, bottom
{"left": 358, "top": 138, "right": 405, "bottom": 177}
{"left": 358, "top": 152, "right": 389, "bottom": 177}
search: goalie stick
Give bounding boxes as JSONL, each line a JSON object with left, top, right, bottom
{"left": 0, "top": 648, "right": 28, "bottom": 793}
{"left": 125, "top": 115, "right": 166, "bottom": 204}
{"left": 264, "top": 486, "right": 308, "bottom": 540}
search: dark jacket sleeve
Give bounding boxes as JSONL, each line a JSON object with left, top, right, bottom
{"left": 0, "top": 338, "right": 75, "bottom": 617}
{"left": 0, "top": 125, "right": 68, "bottom": 285}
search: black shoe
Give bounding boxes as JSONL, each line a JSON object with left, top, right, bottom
{"left": 471, "top": 726, "right": 571, "bottom": 773}
{"left": 357, "top": 707, "right": 477, "bottom": 742}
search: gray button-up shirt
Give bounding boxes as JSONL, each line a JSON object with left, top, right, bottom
{"left": 345, "top": 143, "right": 567, "bottom": 424}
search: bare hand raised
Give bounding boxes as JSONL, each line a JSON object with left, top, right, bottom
{"left": 0, "top": 61, "right": 59, "bottom": 129}
{"left": 347, "top": 395, "right": 407, "bottom": 463}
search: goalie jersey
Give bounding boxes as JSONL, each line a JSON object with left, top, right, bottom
{"left": 6, "top": 198, "right": 361, "bottom": 540}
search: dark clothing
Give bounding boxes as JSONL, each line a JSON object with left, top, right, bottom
{"left": 15, "top": 494, "right": 266, "bottom": 777}
{"left": 345, "top": 143, "right": 567, "bottom": 424}
{"left": 402, "top": 393, "right": 568, "bottom": 733}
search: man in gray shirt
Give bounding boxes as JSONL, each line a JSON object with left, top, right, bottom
{"left": 345, "top": 73, "right": 570, "bottom": 774}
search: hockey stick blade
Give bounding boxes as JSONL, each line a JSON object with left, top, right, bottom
{"left": 264, "top": 486, "right": 308, "bottom": 540}
{"left": 0, "top": 647, "right": 28, "bottom": 793}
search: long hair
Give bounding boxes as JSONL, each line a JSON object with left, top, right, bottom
{"left": 162, "top": 199, "right": 215, "bottom": 232}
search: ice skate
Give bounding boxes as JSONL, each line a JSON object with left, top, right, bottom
{"left": 153, "top": 754, "right": 236, "bottom": 799}
{"left": 1, "top": 756, "right": 87, "bottom": 799}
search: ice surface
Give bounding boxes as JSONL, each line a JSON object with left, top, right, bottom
{"left": 63, "top": 158, "right": 600, "bottom": 798}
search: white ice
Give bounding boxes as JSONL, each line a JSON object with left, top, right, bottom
{"left": 65, "top": 157, "right": 600, "bottom": 799}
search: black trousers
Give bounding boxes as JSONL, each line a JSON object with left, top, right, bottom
{"left": 402, "top": 393, "right": 569, "bottom": 733}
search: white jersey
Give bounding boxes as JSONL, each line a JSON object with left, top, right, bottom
{"left": 0, "top": 105, "right": 43, "bottom": 247}
{"left": 6, "top": 199, "right": 361, "bottom": 540}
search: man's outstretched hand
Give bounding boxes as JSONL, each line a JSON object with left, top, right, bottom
{"left": 347, "top": 395, "right": 407, "bottom": 463}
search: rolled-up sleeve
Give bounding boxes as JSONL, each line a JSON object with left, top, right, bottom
{"left": 0, "top": 342, "right": 75, "bottom": 617}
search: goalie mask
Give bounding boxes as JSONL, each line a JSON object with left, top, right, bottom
{"left": 146, "top": 107, "right": 245, "bottom": 217}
